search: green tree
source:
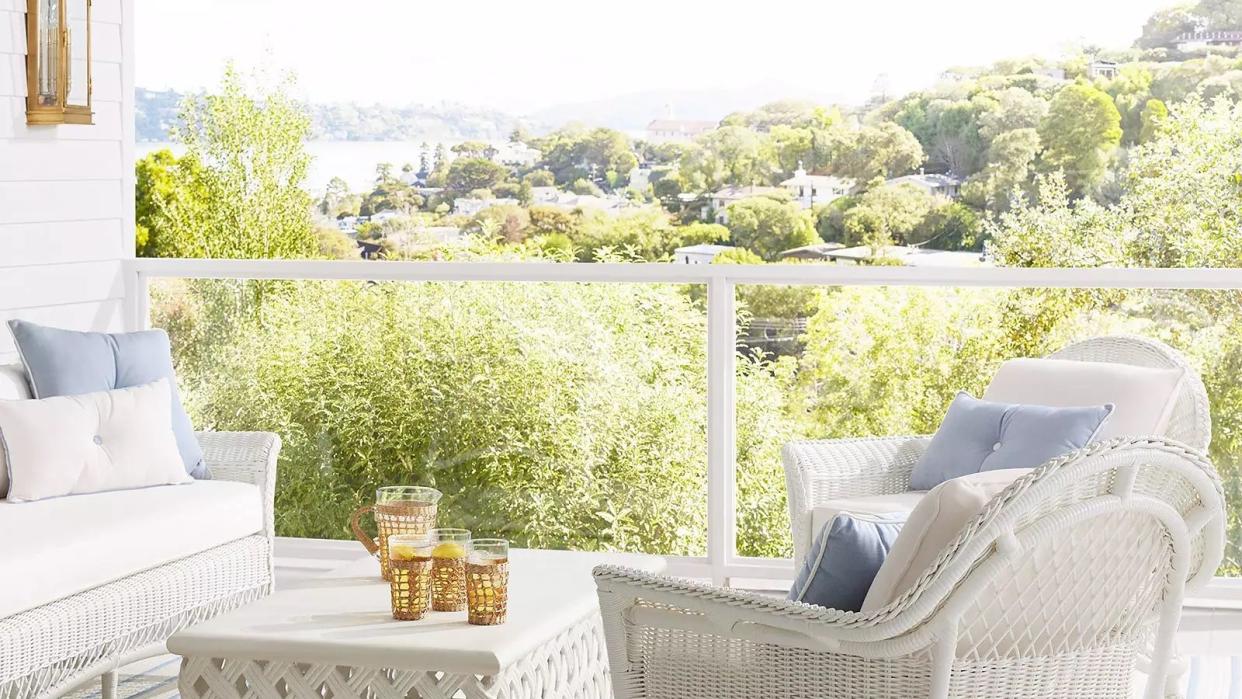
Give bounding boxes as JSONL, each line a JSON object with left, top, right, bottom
{"left": 1139, "top": 98, "right": 1170, "bottom": 143}
{"left": 1136, "top": 4, "right": 1198, "bottom": 49}
{"left": 445, "top": 157, "right": 510, "bottom": 192}
{"left": 961, "top": 127, "right": 1042, "bottom": 212}
{"left": 725, "top": 197, "right": 819, "bottom": 260}
{"left": 842, "top": 183, "right": 936, "bottom": 250}
{"left": 1194, "top": 0, "right": 1242, "bottom": 29}
{"left": 830, "top": 123, "right": 925, "bottom": 183}
{"left": 523, "top": 169, "right": 555, "bottom": 187}
{"left": 679, "top": 126, "right": 774, "bottom": 191}
{"left": 138, "top": 64, "right": 315, "bottom": 259}
{"left": 1038, "top": 82, "right": 1123, "bottom": 195}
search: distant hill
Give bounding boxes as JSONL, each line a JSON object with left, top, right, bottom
{"left": 530, "top": 82, "right": 849, "bottom": 133}
{"left": 135, "top": 87, "right": 535, "bottom": 143}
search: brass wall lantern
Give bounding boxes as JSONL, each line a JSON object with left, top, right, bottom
{"left": 26, "top": 0, "right": 93, "bottom": 125}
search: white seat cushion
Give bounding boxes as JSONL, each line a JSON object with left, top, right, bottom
{"left": 811, "top": 491, "right": 926, "bottom": 538}
{"left": 0, "top": 480, "right": 263, "bottom": 617}
{"left": 861, "top": 468, "right": 1031, "bottom": 612}
{"left": 983, "top": 358, "right": 1184, "bottom": 441}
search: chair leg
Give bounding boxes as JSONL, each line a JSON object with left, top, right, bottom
{"left": 101, "top": 670, "right": 119, "bottom": 699}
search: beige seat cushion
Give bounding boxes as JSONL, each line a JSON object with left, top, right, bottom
{"left": 861, "top": 468, "right": 1032, "bottom": 612}
{"left": 983, "top": 358, "right": 1184, "bottom": 441}
{"left": 0, "top": 480, "right": 263, "bottom": 617}
{"left": 810, "top": 491, "right": 926, "bottom": 540}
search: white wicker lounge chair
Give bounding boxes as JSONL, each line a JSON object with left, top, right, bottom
{"left": 594, "top": 337, "right": 1225, "bottom": 699}
{"left": 596, "top": 438, "right": 1224, "bottom": 699}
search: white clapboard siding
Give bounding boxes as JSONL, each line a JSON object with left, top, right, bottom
{"left": 0, "top": 0, "right": 134, "bottom": 339}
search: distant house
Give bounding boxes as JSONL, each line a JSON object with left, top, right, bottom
{"left": 453, "top": 197, "right": 519, "bottom": 216}
{"left": 779, "top": 242, "right": 847, "bottom": 261}
{"left": 673, "top": 244, "right": 736, "bottom": 265}
{"left": 1087, "top": 59, "right": 1119, "bottom": 80}
{"left": 495, "top": 143, "right": 542, "bottom": 167}
{"left": 820, "top": 245, "right": 987, "bottom": 268}
{"left": 780, "top": 164, "right": 853, "bottom": 209}
{"left": 370, "top": 210, "right": 402, "bottom": 223}
{"left": 885, "top": 173, "right": 963, "bottom": 199}
{"left": 1174, "top": 30, "right": 1242, "bottom": 52}
{"left": 628, "top": 167, "right": 653, "bottom": 191}
{"left": 646, "top": 119, "right": 717, "bottom": 144}
{"left": 528, "top": 187, "right": 629, "bottom": 212}
{"left": 706, "top": 185, "right": 785, "bottom": 223}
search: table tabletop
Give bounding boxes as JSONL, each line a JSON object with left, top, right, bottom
{"left": 168, "top": 548, "right": 664, "bottom": 676}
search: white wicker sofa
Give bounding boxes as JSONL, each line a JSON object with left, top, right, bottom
{"left": 0, "top": 364, "right": 280, "bottom": 699}
{"left": 594, "top": 336, "right": 1227, "bottom": 698}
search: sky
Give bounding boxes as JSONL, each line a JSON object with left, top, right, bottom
{"left": 136, "top": 0, "right": 1174, "bottom": 115}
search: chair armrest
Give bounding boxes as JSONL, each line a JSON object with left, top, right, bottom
{"left": 197, "top": 431, "right": 281, "bottom": 539}
{"left": 783, "top": 436, "right": 929, "bottom": 562}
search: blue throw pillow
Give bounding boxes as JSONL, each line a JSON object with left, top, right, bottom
{"left": 910, "top": 392, "right": 1112, "bottom": 490}
{"left": 7, "top": 320, "right": 207, "bottom": 479}
{"left": 788, "top": 512, "right": 906, "bottom": 612}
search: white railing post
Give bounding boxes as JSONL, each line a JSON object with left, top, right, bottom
{"left": 706, "top": 272, "right": 737, "bottom": 586}
{"left": 123, "top": 261, "right": 150, "bottom": 331}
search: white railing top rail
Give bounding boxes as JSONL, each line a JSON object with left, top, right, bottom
{"left": 126, "top": 258, "right": 1242, "bottom": 289}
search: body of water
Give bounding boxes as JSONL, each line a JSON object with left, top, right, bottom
{"left": 136, "top": 140, "right": 454, "bottom": 194}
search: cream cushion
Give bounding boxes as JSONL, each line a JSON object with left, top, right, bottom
{"left": 861, "top": 468, "right": 1032, "bottom": 612}
{"left": 0, "top": 480, "right": 263, "bottom": 617}
{"left": 810, "top": 492, "right": 926, "bottom": 538}
{"left": 0, "top": 379, "right": 191, "bottom": 502}
{"left": 983, "top": 358, "right": 1184, "bottom": 441}
{"left": 0, "top": 364, "right": 31, "bottom": 499}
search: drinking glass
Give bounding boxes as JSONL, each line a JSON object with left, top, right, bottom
{"left": 387, "top": 534, "right": 433, "bottom": 620}
{"left": 429, "top": 528, "right": 471, "bottom": 611}
{"left": 466, "top": 538, "right": 509, "bottom": 625}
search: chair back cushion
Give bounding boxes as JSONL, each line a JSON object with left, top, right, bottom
{"left": 983, "top": 357, "right": 1184, "bottom": 442}
{"left": 910, "top": 392, "right": 1111, "bottom": 490}
{"left": 8, "top": 320, "right": 206, "bottom": 478}
{"left": 0, "top": 364, "right": 31, "bottom": 499}
{"left": 0, "top": 379, "right": 192, "bottom": 502}
{"left": 789, "top": 512, "right": 906, "bottom": 612}
{"left": 861, "top": 468, "right": 1031, "bottom": 612}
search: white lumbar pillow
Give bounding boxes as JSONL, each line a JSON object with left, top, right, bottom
{"left": 0, "top": 378, "right": 192, "bottom": 502}
{"left": 982, "top": 357, "right": 1184, "bottom": 441}
{"left": 861, "top": 468, "right": 1032, "bottom": 612}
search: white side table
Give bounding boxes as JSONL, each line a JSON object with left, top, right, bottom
{"left": 169, "top": 548, "right": 664, "bottom": 699}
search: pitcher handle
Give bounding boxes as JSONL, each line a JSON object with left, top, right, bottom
{"left": 349, "top": 504, "right": 379, "bottom": 555}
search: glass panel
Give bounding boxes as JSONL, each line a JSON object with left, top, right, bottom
{"left": 735, "top": 285, "right": 1241, "bottom": 576}
{"left": 34, "top": 0, "right": 59, "bottom": 107}
{"left": 152, "top": 278, "right": 708, "bottom": 556}
{"left": 65, "top": 0, "right": 88, "bottom": 107}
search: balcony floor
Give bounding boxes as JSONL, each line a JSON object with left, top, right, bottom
{"left": 62, "top": 537, "right": 1242, "bottom": 698}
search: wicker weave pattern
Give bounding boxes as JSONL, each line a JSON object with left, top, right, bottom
{"left": 432, "top": 557, "right": 468, "bottom": 611}
{"left": 178, "top": 613, "right": 610, "bottom": 699}
{"left": 466, "top": 560, "right": 509, "bottom": 625}
{"left": 388, "top": 558, "right": 433, "bottom": 621}
{"left": 0, "top": 431, "right": 280, "bottom": 699}
{"left": 597, "top": 437, "right": 1226, "bottom": 699}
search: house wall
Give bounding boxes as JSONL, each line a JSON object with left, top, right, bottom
{"left": 0, "top": 0, "right": 134, "bottom": 363}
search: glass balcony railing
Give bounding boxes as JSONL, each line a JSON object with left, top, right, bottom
{"left": 134, "top": 260, "right": 1242, "bottom": 587}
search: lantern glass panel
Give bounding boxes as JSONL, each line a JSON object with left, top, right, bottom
{"left": 34, "top": 0, "right": 59, "bottom": 108}
{"left": 66, "top": 0, "right": 88, "bottom": 108}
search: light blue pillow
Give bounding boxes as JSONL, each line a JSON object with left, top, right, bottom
{"left": 788, "top": 512, "right": 906, "bottom": 612}
{"left": 7, "top": 320, "right": 207, "bottom": 479}
{"left": 910, "top": 392, "right": 1112, "bottom": 490}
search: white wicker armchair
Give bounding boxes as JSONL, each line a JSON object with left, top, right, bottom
{"left": 595, "top": 437, "right": 1226, "bottom": 699}
{"left": 784, "top": 335, "right": 1212, "bottom": 564}
{"left": 0, "top": 430, "right": 280, "bottom": 699}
